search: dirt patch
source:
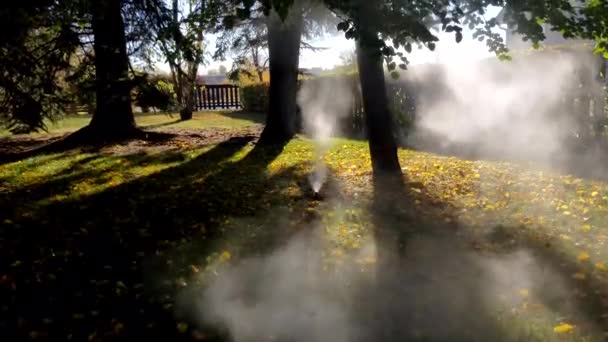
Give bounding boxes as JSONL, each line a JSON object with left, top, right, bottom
{"left": 97, "top": 126, "right": 263, "bottom": 155}
{"left": 0, "top": 135, "right": 65, "bottom": 154}
{"left": 0, "top": 126, "right": 263, "bottom": 156}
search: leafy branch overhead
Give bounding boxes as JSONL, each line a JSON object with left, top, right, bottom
{"left": 323, "top": 0, "right": 606, "bottom": 74}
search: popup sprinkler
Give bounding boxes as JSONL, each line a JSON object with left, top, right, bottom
{"left": 309, "top": 159, "right": 327, "bottom": 201}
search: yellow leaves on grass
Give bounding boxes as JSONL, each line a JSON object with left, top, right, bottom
{"left": 595, "top": 263, "right": 607, "bottom": 272}
{"left": 553, "top": 323, "right": 575, "bottom": 333}
{"left": 518, "top": 289, "right": 529, "bottom": 297}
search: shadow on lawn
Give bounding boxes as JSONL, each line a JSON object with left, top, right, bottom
{"left": 142, "top": 119, "right": 182, "bottom": 130}
{"left": 1, "top": 150, "right": 190, "bottom": 209}
{"left": 4, "top": 139, "right": 608, "bottom": 341}
{"left": 0, "top": 137, "right": 313, "bottom": 341}
{"left": 217, "top": 111, "right": 265, "bottom": 125}
{"left": 356, "top": 173, "right": 608, "bottom": 341}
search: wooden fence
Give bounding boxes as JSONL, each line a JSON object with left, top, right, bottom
{"left": 194, "top": 84, "right": 241, "bottom": 110}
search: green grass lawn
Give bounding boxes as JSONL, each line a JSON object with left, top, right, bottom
{"left": 1, "top": 136, "right": 608, "bottom": 341}
{"left": 0, "top": 111, "right": 264, "bottom": 137}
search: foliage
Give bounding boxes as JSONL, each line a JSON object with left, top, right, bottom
{"left": 0, "top": 1, "right": 81, "bottom": 133}
{"left": 229, "top": 59, "right": 271, "bottom": 85}
{"left": 217, "top": 1, "right": 337, "bottom": 86}
{"left": 240, "top": 82, "right": 270, "bottom": 112}
{"left": 579, "top": 0, "right": 608, "bottom": 56}
{"left": 317, "top": 0, "right": 604, "bottom": 74}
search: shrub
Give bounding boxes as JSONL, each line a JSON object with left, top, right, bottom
{"left": 240, "top": 82, "right": 269, "bottom": 113}
{"left": 134, "top": 77, "right": 176, "bottom": 112}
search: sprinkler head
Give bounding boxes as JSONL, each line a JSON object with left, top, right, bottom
{"left": 312, "top": 190, "right": 324, "bottom": 201}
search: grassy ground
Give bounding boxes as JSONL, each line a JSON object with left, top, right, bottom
{"left": 0, "top": 111, "right": 265, "bottom": 137}
{"left": 1, "top": 116, "right": 608, "bottom": 340}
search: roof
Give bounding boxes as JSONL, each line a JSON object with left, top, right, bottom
{"left": 196, "top": 75, "right": 228, "bottom": 85}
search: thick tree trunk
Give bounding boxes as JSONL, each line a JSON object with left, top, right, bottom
{"left": 89, "top": 0, "right": 137, "bottom": 137}
{"left": 354, "top": 2, "right": 401, "bottom": 177}
{"left": 258, "top": 7, "right": 303, "bottom": 144}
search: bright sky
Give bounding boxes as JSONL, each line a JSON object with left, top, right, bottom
{"left": 167, "top": 6, "right": 505, "bottom": 74}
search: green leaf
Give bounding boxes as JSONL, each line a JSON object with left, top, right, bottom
{"left": 345, "top": 29, "right": 356, "bottom": 40}
{"left": 337, "top": 22, "right": 349, "bottom": 32}
{"left": 390, "top": 71, "right": 400, "bottom": 79}
{"left": 498, "top": 52, "right": 512, "bottom": 61}
{"left": 456, "top": 32, "right": 463, "bottom": 43}
{"left": 405, "top": 43, "right": 412, "bottom": 53}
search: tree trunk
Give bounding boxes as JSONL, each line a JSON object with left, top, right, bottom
{"left": 179, "top": 82, "right": 194, "bottom": 120}
{"left": 354, "top": 2, "right": 401, "bottom": 177}
{"left": 88, "top": 0, "right": 136, "bottom": 137}
{"left": 258, "top": 7, "right": 303, "bottom": 144}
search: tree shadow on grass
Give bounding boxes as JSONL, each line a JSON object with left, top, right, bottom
{"left": 0, "top": 127, "right": 178, "bottom": 166}
{"left": 141, "top": 119, "right": 182, "bottom": 130}
{"left": 0, "top": 150, "right": 192, "bottom": 211}
{"left": 0, "top": 137, "right": 316, "bottom": 341}
{"left": 217, "top": 111, "right": 266, "bottom": 125}
{"left": 355, "top": 173, "right": 608, "bottom": 341}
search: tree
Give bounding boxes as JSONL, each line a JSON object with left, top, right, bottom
{"left": 87, "top": 0, "right": 137, "bottom": 136}
{"left": 336, "top": 49, "right": 357, "bottom": 73}
{"left": 216, "top": 0, "right": 334, "bottom": 86}
{"left": 0, "top": 0, "right": 167, "bottom": 145}
{"left": 218, "top": 15, "right": 269, "bottom": 83}
{"left": 226, "top": 0, "right": 335, "bottom": 144}
{"left": 259, "top": 3, "right": 305, "bottom": 143}
{"left": 148, "top": 0, "right": 225, "bottom": 121}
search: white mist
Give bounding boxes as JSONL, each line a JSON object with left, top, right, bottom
{"left": 297, "top": 76, "right": 354, "bottom": 194}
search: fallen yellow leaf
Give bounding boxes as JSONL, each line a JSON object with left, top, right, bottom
{"left": 177, "top": 322, "right": 189, "bottom": 333}
{"left": 357, "top": 256, "right": 377, "bottom": 265}
{"left": 572, "top": 272, "right": 586, "bottom": 280}
{"left": 519, "top": 289, "right": 529, "bottom": 297}
{"left": 591, "top": 191, "right": 599, "bottom": 197}
{"left": 219, "top": 251, "right": 231, "bottom": 262}
{"left": 577, "top": 251, "right": 591, "bottom": 262}
{"left": 553, "top": 323, "right": 575, "bottom": 333}
{"left": 595, "top": 263, "right": 607, "bottom": 272}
